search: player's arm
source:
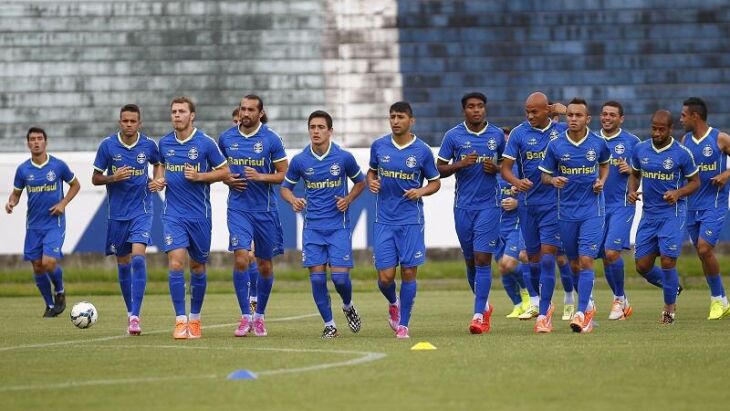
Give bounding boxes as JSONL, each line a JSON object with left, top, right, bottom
{"left": 501, "top": 157, "right": 533, "bottom": 192}
{"left": 5, "top": 188, "right": 22, "bottom": 214}
{"left": 627, "top": 169, "right": 642, "bottom": 204}
{"left": 593, "top": 162, "right": 609, "bottom": 193}
{"left": 404, "top": 177, "right": 440, "bottom": 201}
{"left": 149, "top": 163, "right": 166, "bottom": 192}
{"left": 245, "top": 159, "right": 288, "bottom": 184}
{"left": 710, "top": 131, "right": 730, "bottom": 187}
{"left": 336, "top": 179, "right": 365, "bottom": 212}
{"left": 437, "top": 154, "right": 476, "bottom": 178}
{"left": 367, "top": 168, "right": 380, "bottom": 193}
{"left": 280, "top": 185, "right": 306, "bottom": 212}
{"left": 50, "top": 177, "right": 80, "bottom": 216}
{"left": 664, "top": 173, "right": 699, "bottom": 205}
{"left": 92, "top": 166, "right": 134, "bottom": 185}
{"left": 185, "top": 163, "right": 230, "bottom": 183}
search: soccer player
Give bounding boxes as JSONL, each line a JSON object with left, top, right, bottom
{"left": 218, "top": 95, "right": 288, "bottom": 337}
{"left": 281, "top": 110, "right": 366, "bottom": 338}
{"left": 154, "top": 97, "right": 229, "bottom": 339}
{"left": 367, "top": 101, "right": 441, "bottom": 339}
{"left": 539, "top": 98, "right": 611, "bottom": 333}
{"left": 436, "top": 92, "right": 504, "bottom": 334}
{"left": 680, "top": 97, "right": 730, "bottom": 319}
{"left": 598, "top": 101, "right": 641, "bottom": 320}
{"left": 92, "top": 104, "right": 162, "bottom": 334}
{"left": 628, "top": 110, "right": 699, "bottom": 324}
{"left": 232, "top": 107, "right": 240, "bottom": 125}
{"left": 501, "top": 92, "right": 568, "bottom": 332}
{"left": 5, "top": 127, "right": 80, "bottom": 317}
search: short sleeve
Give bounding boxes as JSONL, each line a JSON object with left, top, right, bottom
{"left": 92, "top": 141, "right": 109, "bottom": 173}
{"left": 368, "top": 142, "right": 378, "bottom": 171}
{"left": 496, "top": 133, "right": 506, "bottom": 162}
{"left": 631, "top": 145, "right": 641, "bottom": 171}
{"left": 217, "top": 136, "right": 227, "bottom": 158}
{"left": 538, "top": 141, "right": 557, "bottom": 174}
{"left": 206, "top": 137, "right": 227, "bottom": 169}
{"left": 59, "top": 160, "right": 76, "bottom": 183}
{"left": 598, "top": 140, "right": 611, "bottom": 164}
{"left": 149, "top": 140, "right": 162, "bottom": 165}
{"left": 270, "top": 135, "right": 287, "bottom": 163}
{"left": 13, "top": 166, "right": 25, "bottom": 191}
{"left": 682, "top": 149, "right": 699, "bottom": 177}
{"left": 344, "top": 152, "right": 364, "bottom": 183}
{"left": 436, "top": 133, "right": 454, "bottom": 163}
{"left": 282, "top": 156, "right": 301, "bottom": 189}
{"left": 503, "top": 130, "right": 519, "bottom": 160}
{"left": 422, "top": 146, "right": 440, "bottom": 181}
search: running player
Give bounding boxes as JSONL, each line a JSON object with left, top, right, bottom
{"left": 368, "top": 101, "right": 441, "bottom": 339}
{"left": 5, "top": 127, "right": 80, "bottom": 317}
{"left": 154, "top": 97, "right": 229, "bottom": 339}
{"left": 539, "top": 98, "right": 611, "bottom": 333}
{"left": 680, "top": 97, "right": 730, "bottom": 319}
{"left": 281, "top": 110, "right": 366, "bottom": 338}
{"left": 628, "top": 110, "right": 699, "bottom": 324}
{"left": 219, "top": 95, "right": 288, "bottom": 337}
{"left": 436, "top": 92, "right": 504, "bottom": 334}
{"left": 92, "top": 104, "right": 163, "bottom": 334}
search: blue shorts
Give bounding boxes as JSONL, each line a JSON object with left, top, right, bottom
{"left": 162, "top": 216, "right": 212, "bottom": 263}
{"left": 24, "top": 226, "right": 65, "bottom": 261}
{"left": 687, "top": 208, "right": 726, "bottom": 247}
{"left": 599, "top": 207, "right": 635, "bottom": 256}
{"left": 559, "top": 216, "right": 605, "bottom": 260}
{"left": 496, "top": 224, "right": 524, "bottom": 261}
{"left": 302, "top": 228, "right": 354, "bottom": 268}
{"left": 106, "top": 214, "right": 153, "bottom": 256}
{"left": 454, "top": 207, "right": 501, "bottom": 260}
{"left": 373, "top": 223, "right": 425, "bottom": 270}
{"left": 227, "top": 209, "right": 284, "bottom": 260}
{"left": 634, "top": 214, "right": 685, "bottom": 259}
{"left": 519, "top": 204, "right": 561, "bottom": 255}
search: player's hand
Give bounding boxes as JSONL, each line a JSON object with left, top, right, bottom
{"left": 148, "top": 178, "right": 166, "bottom": 192}
{"left": 482, "top": 158, "right": 498, "bottom": 174}
{"left": 593, "top": 179, "right": 605, "bottom": 193}
{"left": 49, "top": 201, "right": 66, "bottom": 216}
{"left": 244, "top": 166, "right": 262, "bottom": 181}
{"left": 710, "top": 172, "right": 730, "bottom": 187}
{"left": 335, "top": 195, "right": 351, "bottom": 212}
{"left": 403, "top": 188, "right": 423, "bottom": 201}
{"left": 290, "top": 197, "right": 306, "bottom": 212}
{"left": 460, "top": 151, "right": 478, "bottom": 168}
{"left": 628, "top": 191, "right": 641, "bottom": 204}
{"left": 501, "top": 197, "right": 518, "bottom": 211}
{"left": 5, "top": 201, "right": 16, "bottom": 214}
{"left": 551, "top": 176, "right": 569, "bottom": 188}
{"left": 111, "top": 166, "right": 132, "bottom": 182}
{"left": 184, "top": 164, "right": 200, "bottom": 182}
{"left": 368, "top": 178, "right": 381, "bottom": 194}
{"left": 617, "top": 158, "right": 631, "bottom": 174}
{"left": 663, "top": 190, "right": 681, "bottom": 204}
{"left": 224, "top": 173, "right": 247, "bottom": 191}
{"left": 514, "top": 178, "right": 533, "bottom": 192}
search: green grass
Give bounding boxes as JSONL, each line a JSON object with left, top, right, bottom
{"left": 2, "top": 287, "right": 728, "bottom": 410}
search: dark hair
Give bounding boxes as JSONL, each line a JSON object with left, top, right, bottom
{"left": 683, "top": 97, "right": 707, "bottom": 121}
{"left": 243, "top": 94, "right": 268, "bottom": 124}
{"left": 567, "top": 97, "right": 590, "bottom": 115}
{"left": 389, "top": 101, "right": 413, "bottom": 117}
{"left": 120, "top": 104, "right": 141, "bottom": 119}
{"left": 308, "top": 110, "right": 333, "bottom": 129}
{"left": 26, "top": 127, "right": 47, "bottom": 141}
{"left": 602, "top": 100, "right": 624, "bottom": 117}
{"left": 653, "top": 110, "right": 674, "bottom": 128}
{"left": 171, "top": 96, "right": 195, "bottom": 113}
{"left": 232, "top": 107, "right": 240, "bottom": 117}
{"left": 501, "top": 126, "right": 512, "bottom": 136}
{"left": 461, "top": 92, "right": 487, "bottom": 109}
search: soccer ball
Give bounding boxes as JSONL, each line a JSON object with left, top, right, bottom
{"left": 70, "top": 301, "right": 98, "bottom": 329}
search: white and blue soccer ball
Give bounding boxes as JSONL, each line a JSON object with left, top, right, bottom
{"left": 70, "top": 301, "right": 98, "bottom": 329}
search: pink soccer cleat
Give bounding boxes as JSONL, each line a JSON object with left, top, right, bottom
{"left": 234, "top": 316, "right": 251, "bottom": 337}
{"left": 128, "top": 316, "right": 141, "bottom": 336}
{"left": 395, "top": 325, "right": 410, "bottom": 339}
{"left": 388, "top": 301, "right": 400, "bottom": 331}
{"left": 253, "top": 317, "right": 267, "bottom": 336}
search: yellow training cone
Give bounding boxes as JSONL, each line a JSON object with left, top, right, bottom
{"left": 411, "top": 342, "right": 437, "bottom": 351}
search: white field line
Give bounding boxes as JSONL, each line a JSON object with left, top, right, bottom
{"left": 0, "top": 313, "right": 319, "bottom": 352}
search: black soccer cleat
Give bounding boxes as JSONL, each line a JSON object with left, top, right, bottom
{"left": 321, "top": 325, "right": 339, "bottom": 339}
{"left": 659, "top": 311, "right": 675, "bottom": 325}
{"left": 342, "top": 305, "right": 362, "bottom": 333}
{"left": 52, "top": 292, "right": 66, "bottom": 315}
{"left": 43, "top": 306, "right": 57, "bottom": 318}
{"left": 677, "top": 285, "right": 683, "bottom": 296}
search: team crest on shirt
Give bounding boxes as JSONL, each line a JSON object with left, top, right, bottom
{"left": 166, "top": 149, "right": 175, "bottom": 157}
{"left": 187, "top": 148, "right": 199, "bottom": 160}
{"left": 662, "top": 157, "right": 674, "bottom": 170}
{"left": 586, "top": 149, "right": 597, "bottom": 162}
{"left": 702, "top": 146, "right": 713, "bottom": 157}
{"left": 405, "top": 155, "right": 417, "bottom": 168}
{"left": 330, "top": 163, "right": 341, "bottom": 176}
{"left": 46, "top": 170, "right": 56, "bottom": 182}
{"left": 304, "top": 167, "right": 315, "bottom": 176}
{"left": 487, "top": 138, "right": 497, "bottom": 151}
{"left": 165, "top": 234, "right": 173, "bottom": 246}
{"left": 253, "top": 141, "right": 264, "bottom": 154}
{"left": 614, "top": 144, "right": 625, "bottom": 155}
{"left": 113, "top": 154, "right": 123, "bottom": 162}
{"left": 549, "top": 130, "right": 560, "bottom": 140}
{"left": 527, "top": 138, "right": 538, "bottom": 146}
{"left": 136, "top": 152, "right": 146, "bottom": 164}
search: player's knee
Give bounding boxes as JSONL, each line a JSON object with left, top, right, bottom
{"left": 168, "top": 259, "right": 185, "bottom": 272}
{"left": 474, "top": 253, "right": 491, "bottom": 267}
{"left": 697, "top": 242, "right": 714, "bottom": 260}
{"left": 518, "top": 250, "right": 529, "bottom": 263}
{"left": 604, "top": 249, "right": 620, "bottom": 264}
{"left": 499, "top": 258, "right": 517, "bottom": 274}
{"left": 233, "top": 255, "right": 249, "bottom": 272}
{"left": 401, "top": 267, "right": 417, "bottom": 281}
{"left": 190, "top": 260, "right": 206, "bottom": 274}
{"left": 41, "top": 257, "right": 56, "bottom": 273}
{"left": 659, "top": 256, "right": 676, "bottom": 269}
{"left": 578, "top": 256, "right": 593, "bottom": 271}
{"left": 257, "top": 259, "right": 273, "bottom": 277}
{"left": 556, "top": 254, "right": 568, "bottom": 266}
{"left": 31, "top": 260, "right": 44, "bottom": 274}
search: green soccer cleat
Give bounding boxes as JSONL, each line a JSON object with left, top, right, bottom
{"left": 561, "top": 304, "right": 575, "bottom": 321}
{"left": 506, "top": 304, "right": 524, "bottom": 319}
{"left": 708, "top": 300, "right": 726, "bottom": 320}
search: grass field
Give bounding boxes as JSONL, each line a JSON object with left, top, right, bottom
{"left": 2, "top": 285, "right": 729, "bottom": 411}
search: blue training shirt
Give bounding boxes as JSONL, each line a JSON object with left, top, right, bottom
{"left": 437, "top": 122, "right": 505, "bottom": 210}
{"left": 631, "top": 138, "right": 699, "bottom": 218}
{"left": 368, "top": 134, "right": 440, "bottom": 225}
{"left": 13, "top": 154, "right": 76, "bottom": 230}
{"left": 282, "top": 141, "right": 364, "bottom": 230}
{"left": 539, "top": 129, "right": 611, "bottom": 221}
{"left": 93, "top": 132, "right": 161, "bottom": 220}
{"left": 159, "top": 128, "right": 227, "bottom": 220}
{"left": 683, "top": 127, "right": 729, "bottom": 211}
{"left": 503, "top": 120, "right": 568, "bottom": 206}
{"left": 218, "top": 123, "right": 288, "bottom": 213}
{"left": 600, "top": 128, "right": 641, "bottom": 210}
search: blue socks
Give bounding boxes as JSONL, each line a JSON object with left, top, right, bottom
{"left": 233, "top": 269, "right": 250, "bottom": 315}
{"left": 502, "top": 273, "right": 521, "bottom": 305}
{"left": 168, "top": 270, "right": 186, "bottom": 316}
{"left": 529, "top": 263, "right": 541, "bottom": 297}
{"left": 255, "top": 274, "right": 274, "bottom": 315}
{"left": 131, "top": 255, "right": 147, "bottom": 317}
{"left": 611, "top": 257, "right": 625, "bottom": 297}
{"left": 465, "top": 265, "right": 476, "bottom": 293}
{"left": 577, "top": 270, "right": 595, "bottom": 313}
{"left": 310, "top": 272, "right": 332, "bottom": 323}
{"left": 642, "top": 265, "right": 664, "bottom": 288}
{"left": 399, "top": 280, "right": 417, "bottom": 327}
{"left": 248, "top": 260, "right": 259, "bottom": 298}
{"left": 662, "top": 268, "right": 679, "bottom": 305}
{"left": 190, "top": 272, "right": 207, "bottom": 315}
{"left": 378, "top": 279, "right": 398, "bottom": 304}
{"left": 34, "top": 273, "right": 54, "bottom": 308}
{"left": 558, "top": 262, "right": 574, "bottom": 293}
{"left": 539, "top": 254, "right": 556, "bottom": 315}
{"left": 48, "top": 266, "right": 64, "bottom": 294}
{"left": 118, "top": 263, "right": 133, "bottom": 314}
{"left": 706, "top": 274, "right": 725, "bottom": 298}
{"left": 513, "top": 264, "right": 527, "bottom": 289}
{"left": 603, "top": 260, "right": 616, "bottom": 295}
{"left": 523, "top": 263, "right": 538, "bottom": 297}
{"left": 331, "top": 272, "right": 352, "bottom": 306}
{"left": 474, "top": 265, "right": 492, "bottom": 314}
